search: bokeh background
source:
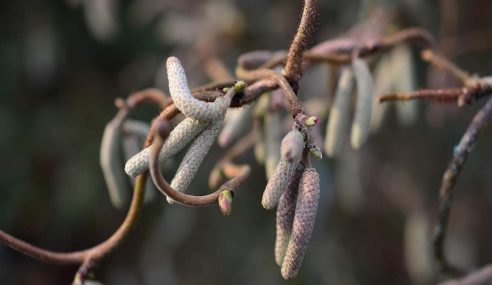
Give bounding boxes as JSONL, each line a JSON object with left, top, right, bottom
{"left": 1, "top": 0, "right": 492, "bottom": 284}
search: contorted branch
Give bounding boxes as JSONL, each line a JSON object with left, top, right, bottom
{"left": 283, "top": 0, "right": 319, "bottom": 90}
{"left": 433, "top": 96, "right": 492, "bottom": 274}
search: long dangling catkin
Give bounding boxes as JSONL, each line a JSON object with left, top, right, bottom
{"left": 391, "top": 45, "right": 418, "bottom": 126}
{"left": 166, "top": 57, "right": 233, "bottom": 122}
{"left": 324, "top": 66, "right": 354, "bottom": 157}
{"left": 168, "top": 117, "right": 224, "bottom": 203}
{"left": 275, "top": 162, "right": 305, "bottom": 266}
{"left": 281, "top": 168, "right": 320, "bottom": 279}
{"left": 218, "top": 104, "right": 252, "bottom": 147}
{"left": 100, "top": 118, "right": 128, "bottom": 209}
{"left": 280, "top": 129, "right": 304, "bottom": 163}
{"left": 124, "top": 117, "right": 207, "bottom": 177}
{"left": 262, "top": 159, "right": 298, "bottom": 210}
{"left": 370, "top": 55, "right": 392, "bottom": 133}
{"left": 264, "top": 111, "right": 281, "bottom": 179}
{"left": 351, "top": 58, "right": 374, "bottom": 149}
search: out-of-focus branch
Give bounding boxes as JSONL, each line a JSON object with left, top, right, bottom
{"left": 378, "top": 84, "right": 492, "bottom": 107}
{"left": 439, "top": 264, "right": 492, "bottom": 285}
{"left": 433, "top": 96, "right": 492, "bottom": 275}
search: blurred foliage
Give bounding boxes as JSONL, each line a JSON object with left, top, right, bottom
{"left": 1, "top": 0, "right": 492, "bottom": 284}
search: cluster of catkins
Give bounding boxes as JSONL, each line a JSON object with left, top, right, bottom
{"left": 325, "top": 45, "right": 417, "bottom": 158}
{"left": 123, "top": 57, "right": 242, "bottom": 205}
{"left": 261, "top": 127, "right": 320, "bottom": 279}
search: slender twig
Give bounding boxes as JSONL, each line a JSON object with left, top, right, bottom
{"left": 283, "top": 0, "right": 319, "bottom": 90}
{"left": 433, "top": 96, "right": 492, "bottom": 275}
{"left": 421, "top": 49, "right": 477, "bottom": 86}
{"left": 255, "top": 28, "right": 435, "bottom": 69}
{"left": 0, "top": 95, "right": 159, "bottom": 273}
{"left": 378, "top": 82, "right": 492, "bottom": 107}
{"left": 236, "top": 68, "right": 303, "bottom": 117}
{"left": 0, "top": 172, "right": 148, "bottom": 265}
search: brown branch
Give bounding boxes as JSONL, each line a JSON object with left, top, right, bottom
{"left": 378, "top": 83, "right": 492, "bottom": 107}
{"left": 433, "top": 96, "right": 492, "bottom": 275}
{"left": 0, "top": 172, "right": 148, "bottom": 265}
{"left": 0, "top": 94, "right": 160, "bottom": 277}
{"left": 283, "top": 0, "right": 319, "bottom": 91}
{"left": 236, "top": 67, "right": 303, "bottom": 117}
{"left": 421, "top": 49, "right": 477, "bottom": 86}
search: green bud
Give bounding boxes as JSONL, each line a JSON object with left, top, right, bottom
{"left": 218, "top": 190, "right": 234, "bottom": 216}
{"left": 304, "top": 116, "right": 319, "bottom": 126}
{"left": 309, "top": 146, "right": 322, "bottom": 160}
{"left": 234, "top": 80, "right": 246, "bottom": 93}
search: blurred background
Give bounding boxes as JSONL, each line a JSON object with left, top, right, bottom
{"left": 1, "top": 0, "right": 492, "bottom": 284}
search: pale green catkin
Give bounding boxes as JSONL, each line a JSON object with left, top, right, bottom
{"left": 264, "top": 111, "right": 281, "bottom": 179}
{"left": 166, "top": 56, "right": 233, "bottom": 122}
{"left": 262, "top": 159, "right": 298, "bottom": 210}
{"left": 280, "top": 129, "right": 304, "bottom": 163}
{"left": 392, "top": 45, "right": 418, "bottom": 126}
{"left": 124, "top": 117, "right": 207, "bottom": 177}
{"left": 370, "top": 55, "right": 392, "bottom": 133}
{"left": 324, "top": 66, "right": 354, "bottom": 157}
{"left": 351, "top": 58, "right": 374, "bottom": 149}
{"left": 100, "top": 119, "right": 128, "bottom": 209}
{"left": 281, "top": 168, "right": 320, "bottom": 279}
{"left": 275, "top": 162, "right": 305, "bottom": 266}
{"left": 218, "top": 104, "right": 252, "bottom": 147}
{"left": 168, "top": 117, "right": 224, "bottom": 204}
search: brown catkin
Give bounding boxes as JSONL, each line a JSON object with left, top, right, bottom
{"left": 280, "top": 129, "right": 305, "bottom": 163}
{"left": 275, "top": 162, "right": 305, "bottom": 266}
{"left": 262, "top": 160, "right": 298, "bottom": 210}
{"left": 281, "top": 168, "right": 320, "bottom": 279}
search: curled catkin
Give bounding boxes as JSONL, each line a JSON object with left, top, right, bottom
{"left": 351, "top": 58, "right": 374, "bottom": 149}
{"left": 275, "top": 162, "right": 305, "bottom": 266}
{"left": 168, "top": 117, "right": 224, "bottom": 203}
{"left": 124, "top": 117, "right": 207, "bottom": 177}
{"left": 166, "top": 57, "right": 232, "bottom": 122}
{"left": 262, "top": 159, "right": 298, "bottom": 210}
{"left": 324, "top": 66, "right": 354, "bottom": 157}
{"left": 391, "top": 45, "right": 418, "bottom": 126}
{"left": 281, "top": 168, "right": 320, "bottom": 279}
{"left": 280, "top": 129, "right": 304, "bottom": 163}
{"left": 100, "top": 118, "right": 128, "bottom": 209}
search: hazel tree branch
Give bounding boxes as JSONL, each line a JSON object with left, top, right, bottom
{"left": 283, "top": 0, "right": 319, "bottom": 90}
{"left": 433, "top": 96, "right": 492, "bottom": 275}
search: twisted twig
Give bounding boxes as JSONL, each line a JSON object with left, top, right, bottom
{"left": 433, "top": 96, "right": 492, "bottom": 275}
